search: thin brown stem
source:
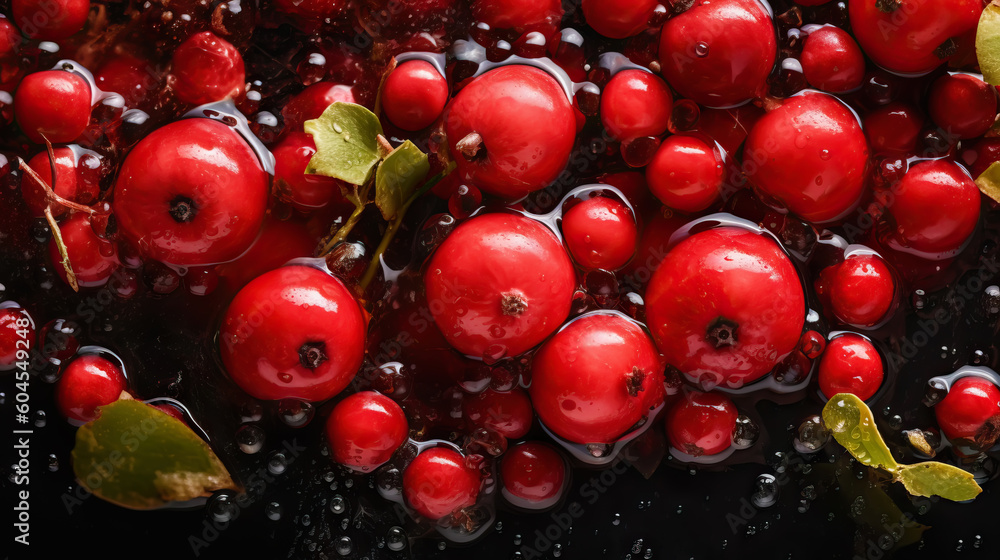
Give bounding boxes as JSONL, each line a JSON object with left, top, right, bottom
{"left": 17, "top": 157, "right": 96, "bottom": 215}
{"left": 45, "top": 206, "right": 79, "bottom": 292}
{"left": 318, "top": 182, "right": 372, "bottom": 256}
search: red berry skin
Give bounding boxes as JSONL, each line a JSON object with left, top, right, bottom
{"left": 828, "top": 254, "right": 895, "bottom": 327}
{"left": 863, "top": 103, "right": 923, "bottom": 155}
{"left": 800, "top": 26, "right": 865, "bottom": 94}
{"left": 21, "top": 147, "right": 99, "bottom": 218}
{"left": 965, "top": 137, "right": 1000, "bottom": 178}
{"left": 883, "top": 159, "right": 980, "bottom": 259}
{"left": 326, "top": 391, "right": 409, "bottom": 471}
{"left": 600, "top": 70, "right": 672, "bottom": 142}
{"left": 690, "top": 104, "right": 764, "bottom": 158}
{"left": 646, "top": 135, "right": 724, "bottom": 214}
{"left": 220, "top": 266, "right": 366, "bottom": 402}
{"left": 14, "top": 70, "right": 92, "bottom": 144}
{"left": 49, "top": 213, "right": 118, "bottom": 288}
{"left": 935, "top": 377, "right": 1000, "bottom": 441}
{"left": 424, "top": 213, "right": 575, "bottom": 358}
{"left": 95, "top": 55, "right": 157, "bottom": 107}
{"left": 272, "top": 132, "right": 342, "bottom": 211}
{"left": 282, "top": 82, "right": 357, "bottom": 132}
{"left": 817, "top": 334, "right": 884, "bottom": 401}
{"left": 744, "top": 92, "right": 869, "bottom": 224}
{"left": 12, "top": 0, "right": 90, "bottom": 40}
{"left": 471, "top": 0, "right": 563, "bottom": 33}
{"left": 463, "top": 387, "right": 533, "bottom": 439}
{"left": 215, "top": 218, "right": 317, "bottom": 292}
{"left": 402, "top": 447, "right": 481, "bottom": 520}
{"left": 500, "top": 441, "right": 566, "bottom": 508}
{"left": 849, "top": 0, "right": 979, "bottom": 76}
{"left": 382, "top": 60, "right": 449, "bottom": 132}
{"left": 0, "top": 17, "right": 21, "bottom": 57}
{"left": 666, "top": 390, "right": 738, "bottom": 456}
{"left": 928, "top": 74, "right": 998, "bottom": 140}
{"left": 659, "top": 0, "right": 776, "bottom": 108}
{"left": 561, "top": 196, "right": 637, "bottom": 271}
{"left": 646, "top": 227, "right": 806, "bottom": 388}
{"left": 0, "top": 307, "right": 34, "bottom": 370}
{"left": 529, "top": 313, "right": 665, "bottom": 444}
{"left": 113, "top": 118, "right": 269, "bottom": 266}
{"left": 445, "top": 66, "right": 576, "bottom": 200}
{"left": 171, "top": 31, "right": 245, "bottom": 105}
{"left": 55, "top": 355, "right": 126, "bottom": 425}
{"left": 582, "top": 0, "right": 657, "bottom": 39}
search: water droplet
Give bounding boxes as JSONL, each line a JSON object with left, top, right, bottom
{"left": 48, "top": 454, "right": 59, "bottom": 472}
{"left": 752, "top": 474, "right": 779, "bottom": 508}
{"left": 694, "top": 42, "right": 710, "bottom": 57}
{"left": 267, "top": 452, "right": 287, "bottom": 475}
{"left": 612, "top": 513, "right": 621, "bottom": 526}
{"left": 265, "top": 501, "right": 283, "bottom": 520}
{"left": 553, "top": 544, "right": 562, "bottom": 557}
{"left": 236, "top": 424, "right": 265, "bottom": 454}
{"left": 387, "top": 526, "right": 407, "bottom": 551}
{"left": 333, "top": 123, "right": 343, "bottom": 133}
{"left": 336, "top": 536, "right": 353, "bottom": 556}
{"left": 330, "top": 494, "right": 346, "bottom": 514}
{"left": 278, "top": 399, "right": 314, "bottom": 428}
{"left": 208, "top": 492, "right": 237, "bottom": 522}
{"left": 33, "top": 410, "right": 46, "bottom": 428}
{"left": 819, "top": 149, "right": 830, "bottom": 160}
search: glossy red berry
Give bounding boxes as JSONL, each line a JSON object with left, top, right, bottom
{"left": 934, "top": 376, "right": 1000, "bottom": 441}
{"left": 272, "top": 132, "right": 342, "bottom": 211}
{"left": 646, "top": 135, "right": 724, "bottom": 214}
{"left": 581, "top": 0, "right": 656, "bottom": 39}
{"left": 171, "top": 31, "right": 245, "bottom": 105}
{"left": 12, "top": 0, "right": 90, "bottom": 40}
{"left": 600, "top": 70, "right": 672, "bottom": 142}
{"left": 817, "top": 334, "right": 883, "bottom": 401}
{"left": 500, "top": 441, "right": 566, "bottom": 509}
{"left": 561, "top": 195, "right": 637, "bottom": 270}
{"left": 424, "top": 212, "right": 575, "bottom": 358}
{"left": 402, "top": 447, "right": 481, "bottom": 519}
{"left": 0, "top": 306, "right": 34, "bottom": 371}
{"left": 113, "top": 118, "right": 269, "bottom": 266}
{"left": 827, "top": 254, "right": 895, "bottom": 327}
{"left": 0, "top": 17, "right": 22, "bottom": 58}
{"left": 445, "top": 65, "right": 576, "bottom": 199}
{"left": 863, "top": 103, "right": 923, "bottom": 155}
{"left": 471, "top": 0, "right": 563, "bottom": 33}
{"left": 21, "top": 147, "right": 100, "bottom": 218}
{"left": 744, "top": 92, "right": 869, "bottom": 223}
{"left": 14, "top": 70, "right": 92, "bottom": 144}
{"left": 282, "top": 82, "right": 356, "bottom": 132}
{"left": 646, "top": 227, "right": 806, "bottom": 388}
{"left": 215, "top": 218, "right": 317, "bottom": 291}
{"left": 95, "top": 55, "right": 157, "bottom": 108}
{"left": 530, "top": 312, "right": 665, "bottom": 444}
{"left": 659, "top": 0, "right": 776, "bottom": 108}
{"left": 220, "top": 265, "right": 365, "bottom": 402}
{"left": 326, "top": 391, "right": 409, "bottom": 471}
{"left": 800, "top": 26, "right": 865, "bottom": 94}
{"left": 928, "top": 73, "right": 997, "bottom": 141}
{"left": 463, "top": 387, "right": 533, "bottom": 439}
{"left": 666, "top": 390, "right": 738, "bottom": 456}
{"left": 49, "top": 213, "right": 118, "bottom": 288}
{"left": 55, "top": 354, "right": 126, "bottom": 425}
{"left": 382, "top": 60, "right": 449, "bottom": 132}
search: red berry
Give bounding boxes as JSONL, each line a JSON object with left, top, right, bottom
{"left": 597, "top": 171, "right": 652, "bottom": 209}
{"left": 659, "top": 0, "right": 776, "bottom": 108}
{"left": 282, "top": 82, "right": 357, "bottom": 132}
{"left": 95, "top": 55, "right": 157, "bottom": 108}
{"left": 965, "top": 137, "right": 1000, "bottom": 178}
{"left": 744, "top": 92, "right": 869, "bottom": 223}
{"left": 171, "top": 31, "right": 245, "bottom": 105}
{"left": 463, "top": 387, "right": 533, "bottom": 439}
{"left": 0, "top": 306, "right": 34, "bottom": 371}
{"left": 817, "top": 334, "right": 883, "bottom": 401}
{"left": 21, "top": 147, "right": 100, "bottom": 218}
{"left": 12, "top": 0, "right": 90, "bottom": 40}
{"left": 581, "top": 0, "right": 657, "bottom": 39}
{"left": 470, "top": 0, "right": 563, "bottom": 33}
{"left": 55, "top": 354, "right": 126, "bottom": 424}
{"left": 424, "top": 213, "right": 575, "bottom": 358}
{"left": 326, "top": 391, "right": 409, "bottom": 471}
{"left": 561, "top": 195, "right": 637, "bottom": 271}
{"left": 621, "top": 209, "right": 687, "bottom": 288}
{"left": 863, "top": 102, "right": 923, "bottom": 155}
{"left": 220, "top": 265, "right": 366, "bottom": 402}
{"left": 499, "top": 441, "right": 566, "bottom": 508}
{"left": 0, "top": 17, "right": 21, "bottom": 58}
{"left": 49, "top": 213, "right": 118, "bottom": 288}
{"left": 646, "top": 227, "right": 805, "bottom": 388}
{"left": 934, "top": 376, "right": 1000, "bottom": 441}
{"left": 382, "top": 60, "right": 449, "bottom": 132}
{"left": 402, "top": 447, "right": 481, "bottom": 519}
{"left": 445, "top": 65, "right": 576, "bottom": 199}
{"left": 215, "top": 218, "right": 317, "bottom": 291}
{"left": 666, "top": 390, "right": 738, "bottom": 457}
{"left": 928, "top": 73, "right": 998, "bottom": 141}
{"left": 113, "top": 118, "right": 269, "bottom": 266}
{"left": 529, "top": 312, "right": 665, "bottom": 444}
{"left": 646, "top": 135, "right": 724, "bottom": 214}
{"left": 800, "top": 26, "right": 865, "bottom": 94}
{"left": 272, "top": 132, "right": 343, "bottom": 211}
{"left": 827, "top": 254, "right": 895, "bottom": 327}
{"left": 14, "top": 70, "right": 92, "bottom": 144}
{"left": 600, "top": 70, "right": 672, "bottom": 142}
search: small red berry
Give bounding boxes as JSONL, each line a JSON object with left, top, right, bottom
{"left": 272, "top": 132, "right": 343, "bottom": 211}
{"left": 581, "top": 0, "right": 657, "bottom": 39}
{"left": 463, "top": 387, "right": 533, "bottom": 439}
{"left": 827, "top": 254, "right": 895, "bottom": 327}
{"left": 382, "top": 60, "right": 449, "bottom": 132}
{"left": 863, "top": 103, "right": 923, "bottom": 155}
{"left": 646, "top": 135, "right": 724, "bottom": 214}
{"left": 12, "top": 0, "right": 90, "bottom": 41}
{"left": 21, "top": 147, "right": 100, "bottom": 218}
{"left": 0, "top": 306, "right": 34, "bottom": 371}
{"left": 95, "top": 55, "right": 158, "bottom": 108}
{"left": 817, "top": 334, "right": 883, "bottom": 401}
{"left": 55, "top": 354, "right": 126, "bottom": 425}
{"left": 0, "top": 17, "right": 21, "bottom": 58}
{"left": 561, "top": 195, "right": 637, "bottom": 271}
{"left": 500, "top": 441, "right": 566, "bottom": 509}
{"left": 666, "top": 390, "right": 738, "bottom": 457}
{"left": 282, "top": 82, "right": 357, "bottom": 132}
{"left": 934, "top": 377, "right": 1000, "bottom": 442}
{"left": 928, "top": 73, "right": 998, "bottom": 141}
{"left": 14, "top": 70, "right": 92, "bottom": 144}
{"left": 800, "top": 26, "right": 865, "bottom": 94}
{"left": 171, "top": 31, "right": 245, "bottom": 105}
{"left": 402, "top": 447, "right": 481, "bottom": 520}
{"left": 49, "top": 213, "right": 118, "bottom": 288}
{"left": 326, "top": 391, "right": 409, "bottom": 471}
{"left": 471, "top": 0, "right": 563, "bottom": 33}
{"left": 600, "top": 70, "right": 672, "bottom": 142}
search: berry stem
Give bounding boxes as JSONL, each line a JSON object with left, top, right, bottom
{"left": 318, "top": 181, "right": 372, "bottom": 256}
{"left": 372, "top": 56, "right": 398, "bottom": 118}
{"left": 45, "top": 205, "right": 79, "bottom": 292}
{"left": 456, "top": 132, "right": 485, "bottom": 160}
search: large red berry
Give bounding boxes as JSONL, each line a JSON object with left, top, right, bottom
{"left": 170, "top": 31, "right": 245, "bottom": 105}
{"left": 0, "top": 306, "right": 34, "bottom": 371}
{"left": 529, "top": 312, "right": 665, "bottom": 444}
{"left": 827, "top": 254, "right": 895, "bottom": 327}
{"left": 113, "top": 118, "right": 269, "bottom": 266}
{"left": 582, "top": 0, "right": 656, "bottom": 39}
{"left": 326, "top": 391, "right": 409, "bottom": 471}
{"left": 800, "top": 26, "right": 865, "bottom": 94}
{"left": 500, "top": 441, "right": 566, "bottom": 509}
{"left": 49, "top": 213, "right": 118, "bottom": 288}
{"left": 214, "top": 218, "right": 317, "bottom": 292}
{"left": 220, "top": 265, "right": 365, "bottom": 402}
{"left": 666, "top": 390, "right": 738, "bottom": 456}
{"left": 600, "top": 70, "right": 672, "bottom": 142}
{"left": 863, "top": 103, "right": 923, "bottom": 155}
{"left": 817, "top": 334, "right": 883, "bottom": 401}
{"left": 743, "top": 92, "right": 869, "bottom": 223}
{"left": 471, "top": 0, "right": 563, "bottom": 33}
{"left": 646, "top": 227, "right": 805, "bottom": 388}
{"left": 463, "top": 387, "right": 533, "bottom": 439}
{"left": 55, "top": 354, "right": 126, "bottom": 425}
{"left": 928, "top": 73, "right": 997, "bottom": 141}
{"left": 272, "top": 132, "right": 342, "bottom": 211}
{"left": 659, "top": 0, "right": 776, "bottom": 108}
{"left": 382, "top": 60, "right": 449, "bottom": 132}
{"left": 21, "top": 147, "right": 100, "bottom": 218}
{"left": 14, "top": 70, "right": 92, "bottom": 144}
{"left": 424, "top": 213, "right": 575, "bottom": 358}
{"left": 402, "top": 447, "right": 481, "bottom": 519}
{"left": 646, "top": 135, "right": 724, "bottom": 213}
{"left": 283, "top": 82, "right": 356, "bottom": 132}
{"left": 12, "top": 0, "right": 90, "bottom": 40}
{"left": 445, "top": 66, "right": 575, "bottom": 199}
{"left": 934, "top": 377, "right": 1000, "bottom": 441}
{"left": 561, "top": 195, "right": 637, "bottom": 271}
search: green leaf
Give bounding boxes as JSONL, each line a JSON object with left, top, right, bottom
{"left": 374, "top": 140, "right": 430, "bottom": 220}
{"left": 822, "top": 393, "right": 899, "bottom": 471}
{"left": 978, "top": 3, "right": 1000, "bottom": 85}
{"left": 975, "top": 160, "right": 1000, "bottom": 204}
{"left": 304, "top": 102, "right": 384, "bottom": 186}
{"left": 72, "top": 399, "right": 238, "bottom": 510}
{"left": 895, "top": 462, "right": 982, "bottom": 502}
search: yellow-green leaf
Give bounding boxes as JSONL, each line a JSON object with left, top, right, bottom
{"left": 822, "top": 393, "right": 898, "bottom": 471}
{"left": 978, "top": 3, "right": 1000, "bottom": 85}
{"left": 375, "top": 140, "right": 430, "bottom": 220}
{"left": 72, "top": 400, "right": 237, "bottom": 510}
{"left": 895, "top": 462, "right": 982, "bottom": 502}
{"left": 975, "top": 160, "right": 1000, "bottom": 204}
{"left": 305, "top": 102, "right": 384, "bottom": 186}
